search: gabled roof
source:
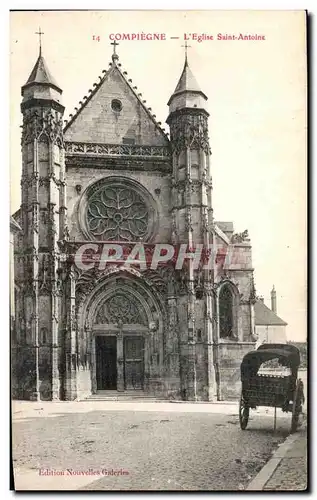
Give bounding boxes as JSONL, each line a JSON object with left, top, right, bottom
{"left": 254, "top": 300, "right": 287, "bottom": 326}
{"left": 63, "top": 55, "right": 169, "bottom": 144}
{"left": 22, "top": 50, "right": 61, "bottom": 91}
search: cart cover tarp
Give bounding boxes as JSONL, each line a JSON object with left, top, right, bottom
{"left": 241, "top": 345, "right": 300, "bottom": 380}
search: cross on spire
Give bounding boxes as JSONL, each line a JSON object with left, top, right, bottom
{"left": 35, "top": 26, "right": 44, "bottom": 55}
{"left": 111, "top": 40, "right": 119, "bottom": 62}
{"left": 181, "top": 40, "right": 192, "bottom": 62}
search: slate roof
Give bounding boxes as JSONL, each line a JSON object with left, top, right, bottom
{"left": 168, "top": 57, "right": 207, "bottom": 105}
{"left": 216, "top": 221, "right": 234, "bottom": 234}
{"left": 23, "top": 51, "right": 61, "bottom": 91}
{"left": 254, "top": 300, "right": 287, "bottom": 326}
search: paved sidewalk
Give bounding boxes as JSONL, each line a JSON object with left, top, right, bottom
{"left": 263, "top": 429, "right": 307, "bottom": 491}
{"left": 247, "top": 427, "right": 307, "bottom": 491}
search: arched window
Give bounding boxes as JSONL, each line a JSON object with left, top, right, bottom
{"left": 219, "top": 284, "right": 234, "bottom": 338}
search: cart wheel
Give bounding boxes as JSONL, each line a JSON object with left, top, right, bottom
{"left": 291, "top": 380, "right": 304, "bottom": 434}
{"left": 239, "top": 393, "right": 249, "bottom": 430}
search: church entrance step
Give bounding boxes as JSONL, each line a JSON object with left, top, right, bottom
{"left": 83, "top": 390, "right": 166, "bottom": 402}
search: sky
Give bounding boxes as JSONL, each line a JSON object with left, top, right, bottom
{"left": 9, "top": 10, "right": 307, "bottom": 341}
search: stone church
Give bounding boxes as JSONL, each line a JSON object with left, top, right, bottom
{"left": 12, "top": 43, "right": 261, "bottom": 402}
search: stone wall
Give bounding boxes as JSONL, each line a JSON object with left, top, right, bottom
{"left": 64, "top": 67, "right": 168, "bottom": 147}
{"left": 256, "top": 325, "right": 287, "bottom": 345}
{"left": 216, "top": 342, "right": 255, "bottom": 400}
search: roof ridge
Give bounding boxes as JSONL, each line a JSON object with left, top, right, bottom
{"left": 63, "top": 59, "right": 169, "bottom": 141}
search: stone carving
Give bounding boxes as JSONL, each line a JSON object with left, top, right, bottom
{"left": 65, "top": 142, "right": 171, "bottom": 159}
{"left": 76, "top": 268, "right": 99, "bottom": 305}
{"left": 22, "top": 108, "right": 64, "bottom": 146}
{"left": 39, "top": 254, "right": 51, "bottom": 294}
{"left": 169, "top": 112, "right": 211, "bottom": 155}
{"left": 86, "top": 185, "right": 150, "bottom": 241}
{"left": 185, "top": 209, "right": 193, "bottom": 232}
{"left": 31, "top": 206, "right": 39, "bottom": 233}
{"left": 39, "top": 177, "right": 51, "bottom": 188}
{"left": 40, "top": 210, "right": 49, "bottom": 225}
{"left": 70, "top": 304, "right": 77, "bottom": 331}
{"left": 171, "top": 211, "right": 177, "bottom": 238}
{"left": 250, "top": 274, "right": 257, "bottom": 304}
{"left": 142, "top": 268, "right": 168, "bottom": 296}
{"left": 94, "top": 293, "right": 146, "bottom": 325}
{"left": 62, "top": 225, "right": 70, "bottom": 241}
{"left": 202, "top": 210, "right": 208, "bottom": 233}
{"left": 21, "top": 173, "right": 40, "bottom": 188}
{"left": 231, "top": 229, "right": 249, "bottom": 243}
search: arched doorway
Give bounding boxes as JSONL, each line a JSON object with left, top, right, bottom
{"left": 80, "top": 270, "right": 164, "bottom": 394}
{"left": 94, "top": 290, "right": 148, "bottom": 391}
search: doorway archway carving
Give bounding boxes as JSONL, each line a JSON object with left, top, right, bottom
{"left": 79, "top": 271, "right": 165, "bottom": 394}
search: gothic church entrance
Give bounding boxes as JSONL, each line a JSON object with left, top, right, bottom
{"left": 95, "top": 335, "right": 145, "bottom": 391}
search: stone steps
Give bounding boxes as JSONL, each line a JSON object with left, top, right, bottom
{"left": 84, "top": 391, "right": 166, "bottom": 402}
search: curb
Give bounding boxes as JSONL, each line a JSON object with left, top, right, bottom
{"left": 246, "top": 432, "right": 300, "bottom": 491}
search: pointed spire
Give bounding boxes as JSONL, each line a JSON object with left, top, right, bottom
{"left": 167, "top": 53, "right": 207, "bottom": 107}
{"left": 23, "top": 27, "right": 61, "bottom": 91}
{"left": 23, "top": 52, "right": 61, "bottom": 92}
{"left": 21, "top": 43, "right": 64, "bottom": 113}
{"left": 173, "top": 57, "right": 203, "bottom": 95}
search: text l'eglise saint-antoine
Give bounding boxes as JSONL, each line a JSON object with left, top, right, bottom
{"left": 108, "top": 33, "right": 265, "bottom": 42}
{"left": 184, "top": 33, "right": 266, "bottom": 41}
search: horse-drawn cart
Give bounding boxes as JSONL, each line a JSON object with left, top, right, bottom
{"left": 239, "top": 344, "right": 305, "bottom": 433}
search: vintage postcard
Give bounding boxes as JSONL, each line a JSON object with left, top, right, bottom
{"left": 10, "top": 10, "right": 307, "bottom": 491}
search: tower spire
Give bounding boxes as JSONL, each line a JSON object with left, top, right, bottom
{"left": 167, "top": 44, "right": 207, "bottom": 108}
{"left": 35, "top": 26, "right": 44, "bottom": 56}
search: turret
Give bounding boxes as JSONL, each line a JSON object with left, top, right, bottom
{"left": 18, "top": 45, "right": 66, "bottom": 401}
{"left": 166, "top": 55, "right": 212, "bottom": 246}
{"left": 166, "top": 53, "right": 215, "bottom": 401}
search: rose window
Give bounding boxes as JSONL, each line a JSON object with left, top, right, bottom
{"left": 85, "top": 182, "right": 152, "bottom": 241}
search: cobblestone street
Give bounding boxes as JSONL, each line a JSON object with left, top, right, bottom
{"left": 12, "top": 402, "right": 293, "bottom": 491}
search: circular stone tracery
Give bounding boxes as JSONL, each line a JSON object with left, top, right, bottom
{"left": 81, "top": 178, "right": 157, "bottom": 242}
{"left": 94, "top": 293, "right": 147, "bottom": 325}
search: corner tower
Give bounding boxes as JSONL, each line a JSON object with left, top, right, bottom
{"left": 166, "top": 54, "right": 213, "bottom": 245}
{"left": 166, "top": 54, "right": 216, "bottom": 400}
{"left": 17, "top": 45, "right": 66, "bottom": 400}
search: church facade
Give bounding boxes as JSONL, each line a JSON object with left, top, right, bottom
{"left": 12, "top": 44, "right": 259, "bottom": 402}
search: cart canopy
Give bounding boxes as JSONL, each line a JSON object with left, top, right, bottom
{"left": 241, "top": 344, "right": 300, "bottom": 380}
